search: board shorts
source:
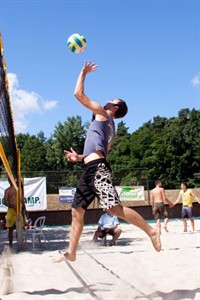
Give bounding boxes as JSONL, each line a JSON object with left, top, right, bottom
{"left": 6, "top": 208, "right": 17, "bottom": 228}
{"left": 6, "top": 208, "right": 25, "bottom": 229}
{"left": 182, "top": 206, "right": 193, "bottom": 218}
{"left": 72, "top": 158, "right": 121, "bottom": 210}
{"left": 153, "top": 202, "right": 168, "bottom": 220}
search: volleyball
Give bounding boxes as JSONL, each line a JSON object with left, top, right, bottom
{"left": 67, "top": 33, "right": 86, "bottom": 54}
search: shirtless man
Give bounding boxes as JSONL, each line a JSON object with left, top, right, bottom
{"left": 4, "top": 178, "right": 26, "bottom": 247}
{"left": 151, "top": 180, "right": 173, "bottom": 232}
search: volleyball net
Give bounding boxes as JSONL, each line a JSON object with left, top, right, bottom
{"left": 0, "top": 34, "right": 24, "bottom": 247}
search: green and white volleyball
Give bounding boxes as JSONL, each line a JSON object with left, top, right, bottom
{"left": 67, "top": 33, "right": 86, "bottom": 53}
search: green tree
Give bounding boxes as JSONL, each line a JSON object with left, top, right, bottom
{"left": 18, "top": 132, "right": 48, "bottom": 176}
{"left": 45, "top": 116, "right": 86, "bottom": 192}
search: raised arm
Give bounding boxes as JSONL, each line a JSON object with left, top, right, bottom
{"left": 74, "top": 61, "right": 107, "bottom": 119}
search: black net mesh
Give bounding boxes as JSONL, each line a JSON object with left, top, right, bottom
{"left": 0, "top": 34, "right": 18, "bottom": 178}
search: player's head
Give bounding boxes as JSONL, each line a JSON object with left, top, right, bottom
{"left": 155, "top": 180, "right": 162, "bottom": 187}
{"left": 181, "top": 182, "right": 188, "bottom": 190}
{"left": 104, "top": 99, "right": 128, "bottom": 119}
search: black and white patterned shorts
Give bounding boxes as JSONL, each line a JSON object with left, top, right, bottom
{"left": 72, "top": 158, "right": 120, "bottom": 210}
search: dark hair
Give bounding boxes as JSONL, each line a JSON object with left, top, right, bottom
{"left": 155, "top": 180, "right": 162, "bottom": 186}
{"left": 181, "top": 182, "right": 188, "bottom": 188}
{"left": 113, "top": 99, "right": 128, "bottom": 119}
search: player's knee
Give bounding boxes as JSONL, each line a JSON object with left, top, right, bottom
{"left": 71, "top": 208, "right": 84, "bottom": 221}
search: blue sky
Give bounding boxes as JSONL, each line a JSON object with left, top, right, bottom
{"left": 0, "top": 0, "right": 199, "bottom": 138}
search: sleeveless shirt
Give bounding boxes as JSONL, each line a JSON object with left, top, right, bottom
{"left": 83, "top": 115, "right": 115, "bottom": 158}
{"left": 180, "top": 189, "right": 193, "bottom": 207}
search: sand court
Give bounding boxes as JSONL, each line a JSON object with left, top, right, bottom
{"left": 0, "top": 219, "right": 199, "bottom": 300}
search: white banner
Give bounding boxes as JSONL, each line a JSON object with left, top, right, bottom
{"left": 116, "top": 186, "right": 144, "bottom": 201}
{"left": 0, "top": 177, "right": 47, "bottom": 212}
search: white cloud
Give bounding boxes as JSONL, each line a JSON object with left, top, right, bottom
{"left": 7, "top": 73, "right": 58, "bottom": 133}
{"left": 43, "top": 100, "right": 58, "bottom": 110}
{"left": 191, "top": 75, "right": 200, "bottom": 87}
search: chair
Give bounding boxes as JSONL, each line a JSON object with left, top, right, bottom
{"left": 25, "top": 216, "right": 46, "bottom": 250}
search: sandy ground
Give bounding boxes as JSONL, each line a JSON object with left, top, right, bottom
{"left": 0, "top": 218, "right": 199, "bottom": 300}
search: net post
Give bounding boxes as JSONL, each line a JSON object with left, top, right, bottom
{"left": 16, "top": 149, "right": 24, "bottom": 250}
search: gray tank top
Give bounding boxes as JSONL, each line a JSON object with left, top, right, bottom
{"left": 83, "top": 115, "right": 115, "bottom": 158}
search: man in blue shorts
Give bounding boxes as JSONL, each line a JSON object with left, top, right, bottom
{"left": 54, "top": 61, "right": 161, "bottom": 263}
{"left": 173, "top": 182, "right": 200, "bottom": 232}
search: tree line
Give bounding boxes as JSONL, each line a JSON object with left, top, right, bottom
{"left": 6, "top": 108, "right": 200, "bottom": 193}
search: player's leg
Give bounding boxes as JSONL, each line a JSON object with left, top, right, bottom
{"left": 163, "top": 217, "right": 169, "bottom": 232}
{"left": 54, "top": 165, "right": 96, "bottom": 262}
{"left": 8, "top": 228, "right": 13, "bottom": 247}
{"left": 53, "top": 207, "right": 85, "bottom": 262}
{"left": 183, "top": 218, "right": 187, "bottom": 232}
{"left": 182, "top": 207, "right": 187, "bottom": 232}
{"left": 189, "top": 218, "right": 195, "bottom": 231}
{"left": 153, "top": 206, "right": 161, "bottom": 233}
{"left": 157, "top": 219, "right": 161, "bottom": 233}
{"left": 156, "top": 207, "right": 161, "bottom": 233}
{"left": 93, "top": 161, "right": 161, "bottom": 251}
{"left": 67, "top": 207, "right": 85, "bottom": 258}
{"left": 187, "top": 207, "right": 194, "bottom": 231}
{"left": 108, "top": 205, "right": 161, "bottom": 252}
{"left": 163, "top": 207, "right": 169, "bottom": 232}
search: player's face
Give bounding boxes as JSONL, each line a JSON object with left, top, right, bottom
{"left": 181, "top": 183, "right": 186, "bottom": 191}
{"left": 104, "top": 99, "right": 121, "bottom": 110}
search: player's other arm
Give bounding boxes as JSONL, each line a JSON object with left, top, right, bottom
{"left": 3, "top": 188, "right": 9, "bottom": 207}
{"left": 189, "top": 189, "right": 200, "bottom": 204}
{"left": 150, "top": 191, "right": 155, "bottom": 212}
{"left": 64, "top": 148, "right": 83, "bottom": 163}
{"left": 162, "top": 189, "right": 173, "bottom": 207}
{"left": 4, "top": 188, "right": 16, "bottom": 209}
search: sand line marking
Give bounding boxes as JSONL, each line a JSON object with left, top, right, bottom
{"left": 58, "top": 250, "right": 102, "bottom": 300}
{"left": 81, "top": 248, "right": 153, "bottom": 299}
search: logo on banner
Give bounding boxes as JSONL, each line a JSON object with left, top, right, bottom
{"left": 116, "top": 186, "right": 144, "bottom": 201}
{"left": 59, "top": 187, "right": 76, "bottom": 203}
{"left": 0, "top": 177, "right": 47, "bottom": 212}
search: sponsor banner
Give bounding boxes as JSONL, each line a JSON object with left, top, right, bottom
{"left": 116, "top": 186, "right": 144, "bottom": 201}
{"left": 59, "top": 187, "right": 76, "bottom": 203}
{"left": 0, "top": 177, "right": 47, "bottom": 212}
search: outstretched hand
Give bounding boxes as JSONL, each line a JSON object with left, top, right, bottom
{"left": 64, "top": 148, "right": 78, "bottom": 162}
{"left": 82, "top": 61, "right": 98, "bottom": 74}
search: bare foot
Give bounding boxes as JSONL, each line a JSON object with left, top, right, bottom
{"left": 52, "top": 252, "right": 76, "bottom": 263}
{"left": 150, "top": 226, "right": 161, "bottom": 252}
